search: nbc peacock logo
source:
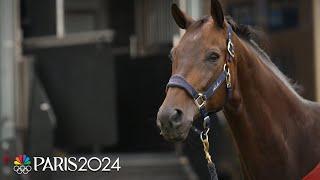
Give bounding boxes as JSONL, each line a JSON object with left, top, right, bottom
{"left": 13, "top": 155, "right": 32, "bottom": 175}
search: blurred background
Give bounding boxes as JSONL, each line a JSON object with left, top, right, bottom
{"left": 0, "top": 0, "right": 319, "bottom": 180}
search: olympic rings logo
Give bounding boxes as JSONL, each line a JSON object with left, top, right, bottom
{"left": 13, "top": 165, "right": 32, "bottom": 175}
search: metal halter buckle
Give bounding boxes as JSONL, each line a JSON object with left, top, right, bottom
{"left": 195, "top": 93, "right": 206, "bottom": 109}
{"left": 227, "top": 40, "right": 235, "bottom": 58}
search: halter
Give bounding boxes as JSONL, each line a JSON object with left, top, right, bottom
{"left": 166, "top": 24, "right": 235, "bottom": 180}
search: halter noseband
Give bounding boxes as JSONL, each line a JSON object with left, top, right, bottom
{"left": 165, "top": 24, "right": 235, "bottom": 180}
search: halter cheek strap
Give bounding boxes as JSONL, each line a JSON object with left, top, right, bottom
{"left": 165, "top": 24, "right": 235, "bottom": 180}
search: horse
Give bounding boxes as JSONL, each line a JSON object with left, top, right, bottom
{"left": 156, "top": 0, "right": 320, "bottom": 179}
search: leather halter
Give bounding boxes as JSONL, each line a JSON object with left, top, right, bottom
{"left": 166, "top": 24, "right": 234, "bottom": 129}
{"left": 165, "top": 24, "right": 235, "bottom": 180}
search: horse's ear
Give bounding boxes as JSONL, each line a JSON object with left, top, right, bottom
{"left": 211, "top": 0, "right": 224, "bottom": 28}
{"left": 171, "top": 4, "right": 194, "bottom": 29}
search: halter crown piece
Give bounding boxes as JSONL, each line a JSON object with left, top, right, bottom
{"left": 166, "top": 24, "right": 235, "bottom": 180}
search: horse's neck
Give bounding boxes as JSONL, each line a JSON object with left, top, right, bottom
{"left": 224, "top": 39, "right": 307, "bottom": 179}
{"left": 229, "top": 40, "right": 304, "bottom": 124}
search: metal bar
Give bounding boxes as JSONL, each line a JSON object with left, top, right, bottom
{"left": 0, "top": 0, "right": 22, "bottom": 179}
{"left": 56, "top": 0, "right": 65, "bottom": 38}
{"left": 0, "top": 0, "right": 16, "bottom": 142}
{"left": 24, "top": 30, "right": 114, "bottom": 50}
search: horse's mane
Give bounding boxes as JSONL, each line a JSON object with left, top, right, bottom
{"left": 225, "top": 16, "right": 303, "bottom": 95}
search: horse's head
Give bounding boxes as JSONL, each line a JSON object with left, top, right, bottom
{"left": 157, "top": 0, "right": 237, "bottom": 142}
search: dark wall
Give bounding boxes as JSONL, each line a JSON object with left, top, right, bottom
{"left": 21, "top": 0, "right": 56, "bottom": 37}
{"left": 29, "top": 43, "right": 117, "bottom": 150}
{"left": 114, "top": 55, "right": 173, "bottom": 152}
{"left": 108, "top": 1, "right": 135, "bottom": 46}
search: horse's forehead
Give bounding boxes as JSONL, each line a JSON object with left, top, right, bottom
{"left": 178, "top": 20, "right": 219, "bottom": 47}
{"left": 175, "top": 34, "right": 203, "bottom": 59}
{"left": 185, "top": 22, "right": 211, "bottom": 40}
{"left": 177, "top": 31, "right": 204, "bottom": 53}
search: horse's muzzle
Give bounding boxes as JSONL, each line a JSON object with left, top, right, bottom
{"left": 156, "top": 107, "right": 190, "bottom": 142}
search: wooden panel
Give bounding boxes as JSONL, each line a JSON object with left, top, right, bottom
{"left": 313, "top": 0, "right": 320, "bottom": 101}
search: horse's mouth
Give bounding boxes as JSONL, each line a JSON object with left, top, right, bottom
{"left": 162, "top": 133, "right": 188, "bottom": 142}
{"left": 160, "top": 125, "right": 191, "bottom": 142}
{"left": 163, "top": 135, "right": 185, "bottom": 142}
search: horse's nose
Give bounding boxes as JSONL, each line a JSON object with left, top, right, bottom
{"left": 157, "top": 108, "right": 183, "bottom": 129}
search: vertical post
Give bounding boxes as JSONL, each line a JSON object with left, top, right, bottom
{"left": 0, "top": 0, "right": 17, "bottom": 141}
{"left": 313, "top": 0, "right": 320, "bottom": 101}
{"left": 56, "top": 0, "right": 65, "bottom": 38}
{"left": 187, "top": 0, "right": 202, "bottom": 19}
{"left": 0, "top": 0, "right": 21, "bottom": 179}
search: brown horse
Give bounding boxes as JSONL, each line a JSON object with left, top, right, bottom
{"left": 156, "top": 0, "right": 320, "bottom": 179}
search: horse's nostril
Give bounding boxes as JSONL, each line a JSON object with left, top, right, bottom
{"left": 170, "top": 109, "right": 183, "bottom": 122}
{"left": 157, "top": 107, "right": 183, "bottom": 130}
{"left": 168, "top": 109, "right": 183, "bottom": 129}
{"left": 169, "top": 120, "right": 181, "bottom": 129}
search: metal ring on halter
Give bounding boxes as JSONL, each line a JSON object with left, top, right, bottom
{"left": 200, "top": 128, "right": 210, "bottom": 142}
{"left": 223, "top": 63, "right": 232, "bottom": 88}
{"left": 223, "top": 63, "right": 230, "bottom": 74}
{"left": 227, "top": 40, "right": 235, "bottom": 58}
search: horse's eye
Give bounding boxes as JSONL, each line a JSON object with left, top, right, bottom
{"left": 206, "top": 52, "right": 220, "bottom": 62}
